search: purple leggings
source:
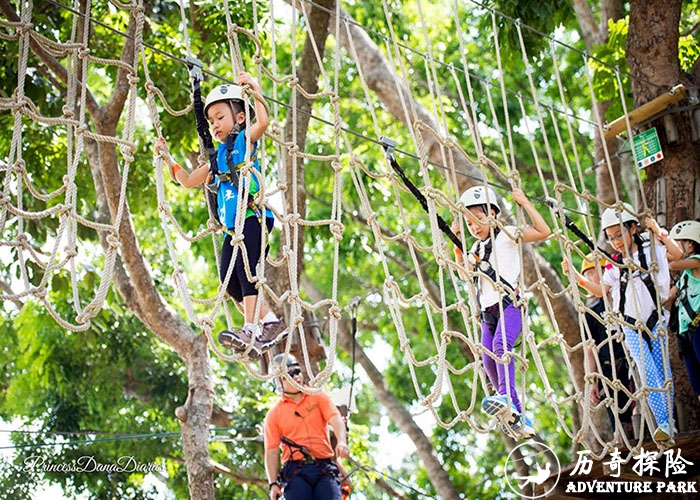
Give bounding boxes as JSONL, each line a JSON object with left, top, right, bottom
{"left": 482, "top": 303, "right": 523, "bottom": 412}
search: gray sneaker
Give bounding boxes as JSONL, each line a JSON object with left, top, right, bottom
{"left": 218, "top": 326, "right": 261, "bottom": 359}
{"left": 258, "top": 319, "right": 288, "bottom": 352}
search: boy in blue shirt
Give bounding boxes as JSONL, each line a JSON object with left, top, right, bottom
{"left": 155, "top": 72, "right": 286, "bottom": 357}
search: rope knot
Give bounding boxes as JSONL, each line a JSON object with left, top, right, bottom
{"left": 198, "top": 317, "right": 215, "bottom": 331}
{"left": 120, "top": 143, "right": 136, "bottom": 162}
{"left": 328, "top": 304, "right": 342, "bottom": 320}
{"left": 207, "top": 219, "right": 222, "bottom": 231}
{"left": 16, "top": 22, "right": 34, "bottom": 36}
{"left": 106, "top": 233, "right": 121, "bottom": 250}
{"left": 62, "top": 105, "right": 74, "bottom": 119}
{"left": 329, "top": 220, "right": 344, "bottom": 240}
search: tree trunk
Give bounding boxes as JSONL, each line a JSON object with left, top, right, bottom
{"left": 573, "top": 0, "right": 628, "bottom": 445}
{"left": 627, "top": 0, "right": 700, "bottom": 431}
{"left": 0, "top": 1, "right": 218, "bottom": 496}
{"left": 302, "top": 277, "right": 462, "bottom": 500}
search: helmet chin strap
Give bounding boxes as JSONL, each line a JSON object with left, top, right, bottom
{"left": 228, "top": 101, "right": 244, "bottom": 134}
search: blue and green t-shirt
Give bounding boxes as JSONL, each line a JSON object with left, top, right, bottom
{"left": 215, "top": 132, "right": 273, "bottom": 230}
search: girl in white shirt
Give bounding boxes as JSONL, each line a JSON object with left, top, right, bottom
{"left": 453, "top": 186, "right": 551, "bottom": 438}
{"left": 578, "top": 203, "right": 680, "bottom": 443}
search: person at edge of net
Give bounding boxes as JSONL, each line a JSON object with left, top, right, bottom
{"left": 563, "top": 253, "right": 635, "bottom": 444}
{"left": 668, "top": 220, "right": 700, "bottom": 403}
{"left": 575, "top": 203, "right": 682, "bottom": 443}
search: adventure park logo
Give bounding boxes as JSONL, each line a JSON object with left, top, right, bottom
{"left": 505, "top": 442, "right": 561, "bottom": 499}
{"left": 566, "top": 447, "right": 696, "bottom": 495}
{"left": 505, "top": 443, "right": 696, "bottom": 498}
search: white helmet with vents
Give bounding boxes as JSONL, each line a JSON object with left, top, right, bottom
{"left": 600, "top": 203, "right": 639, "bottom": 230}
{"left": 670, "top": 220, "right": 700, "bottom": 245}
{"left": 459, "top": 185, "right": 500, "bottom": 214}
{"left": 204, "top": 84, "right": 254, "bottom": 119}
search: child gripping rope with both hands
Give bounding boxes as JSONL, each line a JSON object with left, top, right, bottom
{"left": 575, "top": 203, "right": 680, "bottom": 443}
{"left": 452, "top": 186, "right": 551, "bottom": 439}
{"left": 155, "top": 71, "right": 287, "bottom": 358}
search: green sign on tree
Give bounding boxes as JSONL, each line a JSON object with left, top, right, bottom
{"left": 633, "top": 127, "right": 663, "bottom": 169}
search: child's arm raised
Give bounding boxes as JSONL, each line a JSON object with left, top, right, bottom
{"left": 562, "top": 258, "right": 605, "bottom": 297}
{"left": 238, "top": 72, "right": 269, "bottom": 144}
{"left": 512, "top": 188, "right": 552, "bottom": 243}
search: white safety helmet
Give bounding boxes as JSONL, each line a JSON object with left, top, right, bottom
{"left": 203, "top": 84, "right": 254, "bottom": 119}
{"left": 670, "top": 220, "right": 700, "bottom": 245}
{"left": 459, "top": 185, "right": 500, "bottom": 214}
{"left": 600, "top": 202, "right": 639, "bottom": 231}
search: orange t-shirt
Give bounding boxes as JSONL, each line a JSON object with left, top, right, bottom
{"left": 264, "top": 392, "right": 340, "bottom": 463}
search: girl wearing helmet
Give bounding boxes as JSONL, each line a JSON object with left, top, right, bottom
{"left": 155, "top": 72, "right": 286, "bottom": 356}
{"left": 562, "top": 254, "right": 634, "bottom": 442}
{"left": 577, "top": 203, "right": 679, "bottom": 442}
{"left": 452, "top": 185, "right": 551, "bottom": 439}
{"left": 669, "top": 220, "right": 700, "bottom": 401}
{"left": 264, "top": 354, "right": 350, "bottom": 500}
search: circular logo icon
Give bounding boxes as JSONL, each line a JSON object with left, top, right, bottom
{"left": 504, "top": 441, "right": 561, "bottom": 499}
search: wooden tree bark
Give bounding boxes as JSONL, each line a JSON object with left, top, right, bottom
{"left": 627, "top": 0, "right": 700, "bottom": 431}
{"left": 0, "top": 2, "right": 216, "bottom": 497}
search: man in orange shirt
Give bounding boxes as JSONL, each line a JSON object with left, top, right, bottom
{"left": 264, "top": 354, "right": 350, "bottom": 500}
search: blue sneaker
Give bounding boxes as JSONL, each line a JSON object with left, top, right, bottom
{"left": 482, "top": 395, "right": 518, "bottom": 420}
{"left": 504, "top": 413, "right": 534, "bottom": 439}
{"left": 653, "top": 423, "right": 674, "bottom": 443}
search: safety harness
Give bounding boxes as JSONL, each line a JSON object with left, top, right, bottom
{"left": 280, "top": 435, "right": 316, "bottom": 464}
{"left": 614, "top": 243, "right": 658, "bottom": 350}
{"left": 278, "top": 435, "right": 341, "bottom": 489}
{"left": 677, "top": 271, "right": 700, "bottom": 336}
{"left": 474, "top": 229, "right": 520, "bottom": 326}
{"left": 187, "top": 59, "right": 262, "bottom": 224}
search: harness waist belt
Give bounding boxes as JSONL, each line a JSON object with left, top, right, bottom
{"left": 622, "top": 311, "right": 659, "bottom": 351}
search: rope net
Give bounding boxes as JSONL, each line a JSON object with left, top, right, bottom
{"left": 0, "top": 0, "right": 679, "bottom": 461}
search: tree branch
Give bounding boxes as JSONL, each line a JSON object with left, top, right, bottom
{"left": 0, "top": 0, "right": 102, "bottom": 119}
{"left": 571, "top": 0, "right": 600, "bottom": 50}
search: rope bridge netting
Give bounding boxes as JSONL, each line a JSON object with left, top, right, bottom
{"left": 0, "top": 0, "right": 677, "bottom": 462}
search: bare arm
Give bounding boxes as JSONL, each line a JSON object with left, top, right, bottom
{"left": 238, "top": 71, "right": 269, "bottom": 144}
{"left": 154, "top": 137, "right": 209, "bottom": 188}
{"left": 328, "top": 415, "right": 349, "bottom": 459}
{"left": 265, "top": 447, "right": 282, "bottom": 500}
{"left": 646, "top": 217, "right": 683, "bottom": 261}
{"left": 669, "top": 257, "right": 700, "bottom": 272}
{"left": 512, "top": 188, "right": 552, "bottom": 243}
